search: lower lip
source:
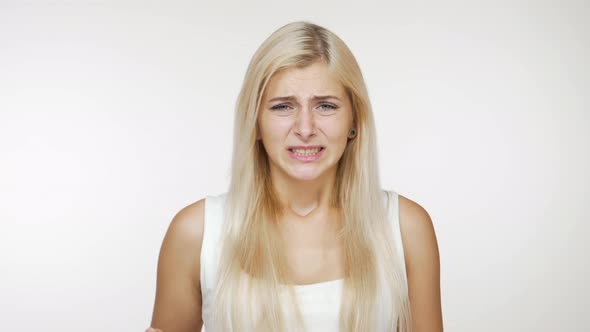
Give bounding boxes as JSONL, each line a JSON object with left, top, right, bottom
{"left": 287, "top": 148, "right": 325, "bottom": 162}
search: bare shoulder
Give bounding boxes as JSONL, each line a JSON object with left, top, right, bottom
{"left": 160, "top": 197, "right": 206, "bottom": 288}
{"left": 398, "top": 195, "right": 438, "bottom": 249}
{"left": 167, "top": 198, "right": 206, "bottom": 251}
{"left": 150, "top": 198, "right": 206, "bottom": 331}
{"left": 397, "top": 194, "right": 444, "bottom": 330}
{"left": 397, "top": 194, "right": 439, "bottom": 272}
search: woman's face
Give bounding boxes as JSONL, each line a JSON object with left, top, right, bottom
{"left": 257, "top": 61, "right": 354, "bottom": 182}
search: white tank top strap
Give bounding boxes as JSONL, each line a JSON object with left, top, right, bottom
{"left": 383, "top": 189, "right": 407, "bottom": 280}
{"left": 200, "top": 192, "right": 228, "bottom": 330}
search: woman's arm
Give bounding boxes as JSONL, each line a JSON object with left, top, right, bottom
{"left": 399, "top": 195, "right": 444, "bottom": 331}
{"left": 149, "top": 199, "right": 206, "bottom": 332}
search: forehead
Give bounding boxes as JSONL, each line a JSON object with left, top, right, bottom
{"left": 263, "top": 62, "right": 346, "bottom": 98}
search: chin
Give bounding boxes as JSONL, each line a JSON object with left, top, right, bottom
{"left": 286, "top": 167, "right": 324, "bottom": 182}
{"left": 292, "top": 174, "right": 320, "bottom": 182}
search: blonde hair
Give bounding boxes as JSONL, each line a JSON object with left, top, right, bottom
{"left": 213, "top": 21, "right": 411, "bottom": 332}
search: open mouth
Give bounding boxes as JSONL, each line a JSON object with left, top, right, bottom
{"left": 288, "top": 147, "right": 325, "bottom": 156}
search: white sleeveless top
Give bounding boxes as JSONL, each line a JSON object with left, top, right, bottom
{"left": 200, "top": 190, "right": 407, "bottom": 331}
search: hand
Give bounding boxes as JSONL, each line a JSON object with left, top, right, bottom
{"left": 145, "top": 328, "right": 163, "bottom": 332}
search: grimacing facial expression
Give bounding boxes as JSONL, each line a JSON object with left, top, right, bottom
{"left": 257, "top": 61, "right": 354, "bottom": 182}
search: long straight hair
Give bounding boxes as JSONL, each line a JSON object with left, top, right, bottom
{"left": 212, "top": 21, "right": 411, "bottom": 332}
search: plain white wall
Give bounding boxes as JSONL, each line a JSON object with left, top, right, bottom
{"left": 1, "top": 0, "right": 588, "bottom": 331}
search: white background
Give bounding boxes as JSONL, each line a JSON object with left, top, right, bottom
{"left": 1, "top": 1, "right": 588, "bottom": 331}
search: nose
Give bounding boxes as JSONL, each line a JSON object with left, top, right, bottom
{"left": 294, "top": 107, "right": 316, "bottom": 140}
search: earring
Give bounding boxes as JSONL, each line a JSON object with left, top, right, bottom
{"left": 348, "top": 128, "right": 357, "bottom": 138}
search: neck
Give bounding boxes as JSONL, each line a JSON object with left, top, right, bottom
{"left": 271, "top": 167, "right": 338, "bottom": 218}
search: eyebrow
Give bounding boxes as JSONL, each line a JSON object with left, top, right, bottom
{"left": 267, "top": 95, "right": 341, "bottom": 103}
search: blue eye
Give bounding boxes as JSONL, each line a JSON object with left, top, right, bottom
{"left": 270, "top": 104, "right": 291, "bottom": 111}
{"left": 270, "top": 103, "right": 337, "bottom": 112}
{"left": 318, "top": 103, "right": 337, "bottom": 111}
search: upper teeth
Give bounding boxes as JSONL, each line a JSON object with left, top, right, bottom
{"left": 292, "top": 148, "right": 321, "bottom": 155}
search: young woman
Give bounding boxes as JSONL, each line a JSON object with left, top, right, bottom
{"left": 147, "top": 21, "right": 443, "bottom": 332}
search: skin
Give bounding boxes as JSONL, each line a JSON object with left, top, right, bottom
{"left": 256, "top": 61, "right": 354, "bottom": 283}
{"left": 256, "top": 61, "right": 354, "bottom": 218}
{"left": 148, "top": 61, "right": 443, "bottom": 331}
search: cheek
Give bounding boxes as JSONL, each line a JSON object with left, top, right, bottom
{"left": 259, "top": 117, "right": 291, "bottom": 144}
{"left": 318, "top": 119, "right": 350, "bottom": 141}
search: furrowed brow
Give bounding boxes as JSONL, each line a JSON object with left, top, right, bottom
{"left": 312, "top": 95, "right": 341, "bottom": 101}
{"left": 267, "top": 95, "right": 341, "bottom": 102}
{"left": 268, "top": 96, "right": 297, "bottom": 103}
